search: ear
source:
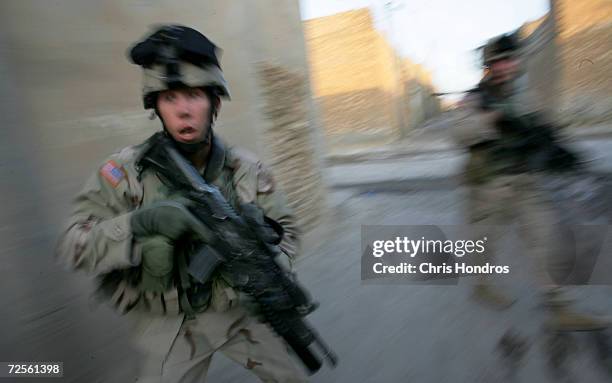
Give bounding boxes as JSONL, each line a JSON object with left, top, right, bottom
{"left": 212, "top": 97, "right": 222, "bottom": 120}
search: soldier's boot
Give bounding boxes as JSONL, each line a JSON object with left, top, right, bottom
{"left": 544, "top": 289, "right": 610, "bottom": 332}
{"left": 472, "top": 283, "right": 515, "bottom": 310}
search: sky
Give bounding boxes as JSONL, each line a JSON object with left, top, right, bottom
{"left": 299, "top": 0, "right": 549, "bottom": 99}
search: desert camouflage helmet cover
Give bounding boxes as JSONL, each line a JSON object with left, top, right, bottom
{"left": 128, "top": 24, "right": 230, "bottom": 109}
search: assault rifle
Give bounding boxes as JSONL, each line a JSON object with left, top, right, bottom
{"left": 144, "top": 134, "right": 338, "bottom": 374}
{"left": 478, "top": 83, "right": 581, "bottom": 173}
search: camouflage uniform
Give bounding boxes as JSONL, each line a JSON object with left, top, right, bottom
{"left": 56, "top": 134, "right": 307, "bottom": 382}
{"left": 452, "top": 34, "right": 609, "bottom": 331}
{"left": 453, "top": 76, "right": 562, "bottom": 289}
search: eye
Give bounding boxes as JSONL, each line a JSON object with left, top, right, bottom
{"left": 162, "top": 92, "right": 176, "bottom": 102}
{"left": 187, "top": 89, "right": 203, "bottom": 99}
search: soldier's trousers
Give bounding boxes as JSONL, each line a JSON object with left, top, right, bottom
{"left": 467, "top": 174, "right": 570, "bottom": 287}
{"left": 132, "top": 305, "right": 308, "bottom": 383}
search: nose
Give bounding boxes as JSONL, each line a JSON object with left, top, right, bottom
{"left": 175, "top": 97, "right": 192, "bottom": 119}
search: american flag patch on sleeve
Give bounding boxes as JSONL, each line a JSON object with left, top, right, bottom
{"left": 100, "top": 160, "right": 125, "bottom": 187}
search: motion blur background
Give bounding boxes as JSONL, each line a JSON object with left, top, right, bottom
{"left": 1, "top": 0, "right": 611, "bottom": 381}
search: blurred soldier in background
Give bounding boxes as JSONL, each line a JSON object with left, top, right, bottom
{"left": 56, "top": 25, "right": 307, "bottom": 382}
{"left": 452, "top": 33, "right": 609, "bottom": 331}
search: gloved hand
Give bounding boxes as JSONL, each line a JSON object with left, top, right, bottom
{"left": 240, "top": 203, "right": 283, "bottom": 245}
{"left": 131, "top": 199, "right": 212, "bottom": 241}
{"left": 138, "top": 235, "right": 175, "bottom": 293}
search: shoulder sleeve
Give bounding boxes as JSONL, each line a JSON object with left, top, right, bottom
{"left": 254, "top": 162, "right": 301, "bottom": 262}
{"left": 55, "top": 152, "right": 142, "bottom": 275}
{"left": 228, "top": 148, "right": 301, "bottom": 262}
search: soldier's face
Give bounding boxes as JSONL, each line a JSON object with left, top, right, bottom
{"left": 157, "top": 88, "right": 212, "bottom": 144}
{"left": 489, "top": 57, "right": 520, "bottom": 85}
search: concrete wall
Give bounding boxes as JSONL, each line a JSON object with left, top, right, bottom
{"left": 554, "top": 0, "right": 612, "bottom": 125}
{"left": 519, "top": 14, "right": 561, "bottom": 118}
{"left": 517, "top": 0, "right": 611, "bottom": 126}
{"left": 0, "top": 0, "right": 326, "bottom": 230}
{"left": 555, "top": 0, "right": 612, "bottom": 39}
{"left": 303, "top": 10, "right": 398, "bottom": 139}
{"left": 303, "top": 8, "right": 440, "bottom": 143}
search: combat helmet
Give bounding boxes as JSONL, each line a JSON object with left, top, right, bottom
{"left": 128, "top": 24, "right": 230, "bottom": 109}
{"left": 482, "top": 33, "right": 520, "bottom": 66}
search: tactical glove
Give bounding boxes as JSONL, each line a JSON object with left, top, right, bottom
{"left": 138, "top": 235, "right": 175, "bottom": 293}
{"left": 130, "top": 199, "right": 213, "bottom": 241}
{"left": 240, "top": 203, "right": 283, "bottom": 245}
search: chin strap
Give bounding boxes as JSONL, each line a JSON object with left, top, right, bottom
{"left": 169, "top": 126, "right": 212, "bottom": 154}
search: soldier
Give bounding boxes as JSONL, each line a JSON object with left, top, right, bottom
{"left": 452, "top": 33, "right": 609, "bottom": 331}
{"left": 56, "top": 25, "right": 307, "bottom": 382}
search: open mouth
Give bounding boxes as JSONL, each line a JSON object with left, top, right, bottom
{"left": 179, "top": 126, "right": 196, "bottom": 134}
